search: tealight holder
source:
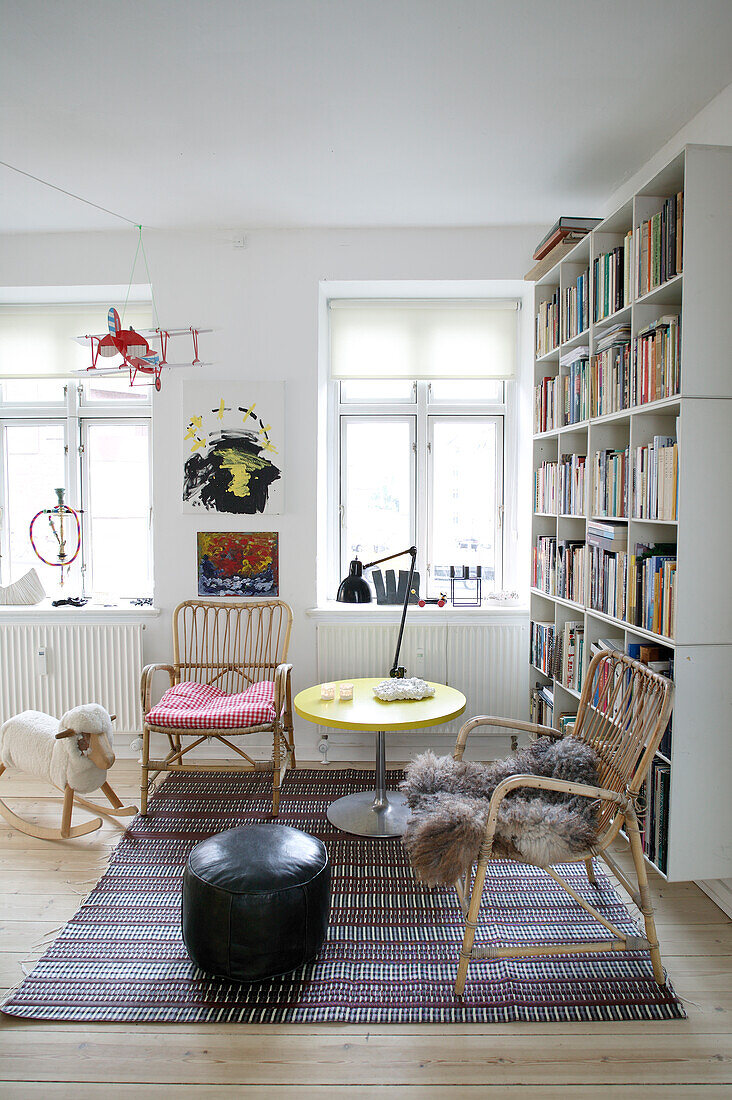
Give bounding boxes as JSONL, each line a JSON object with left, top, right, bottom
{"left": 339, "top": 682, "right": 354, "bottom": 701}
{"left": 320, "top": 682, "right": 336, "bottom": 701}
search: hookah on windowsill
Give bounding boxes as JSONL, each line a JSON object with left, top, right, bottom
{"left": 28, "top": 488, "right": 88, "bottom": 606}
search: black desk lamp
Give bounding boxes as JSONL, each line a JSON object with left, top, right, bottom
{"left": 337, "top": 546, "right": 417, "bottom": 678}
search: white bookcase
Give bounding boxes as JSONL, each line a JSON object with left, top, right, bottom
{"left": 530, "top": 144, "right": 732, "bottom": 882}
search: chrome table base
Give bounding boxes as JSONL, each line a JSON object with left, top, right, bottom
{"left": 326, "top": 729, "right": 410, "bottom": 838}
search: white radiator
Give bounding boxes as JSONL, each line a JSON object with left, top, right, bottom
{"left": 0, "top": 623, "right": 143, "bottom": 732}
{"left": 317, "top": 619, "right": 529, "bottom": 752}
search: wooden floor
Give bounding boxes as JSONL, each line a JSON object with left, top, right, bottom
{"left": 0, "top": 759, "right": 730, "bottom": 1098}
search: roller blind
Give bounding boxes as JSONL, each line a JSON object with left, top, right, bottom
{"left": 0, "top": 303, "right": 152, "bottom": 376}
{"left": 329, "top": 299, "right": 518, "bottom": 380}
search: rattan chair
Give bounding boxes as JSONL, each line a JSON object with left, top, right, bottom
{"left": 451, "top": 648, "right": 674, "bottom": 998}
{"left": 140, "top": 599, "right": 295, "bottom": 816}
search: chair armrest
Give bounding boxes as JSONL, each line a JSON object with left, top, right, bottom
{"left": 274, "top": 663, "right": 293, "bottom": 721}
{"left": 479, "top": 773, "right": 627, "bottom": 859}
{"left": 453, "top": 715, "right": 561, "bottom": 760}
{"left": 141, "top": 663, "right": 176, "bottom": 716}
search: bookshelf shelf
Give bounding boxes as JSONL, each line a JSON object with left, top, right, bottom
{"left": 529, "top": 144, "right": 732, "bottom": 883}
{"left": 636, "top": 272, "right": 683, "bottom": 307}
{"left": 593, "top": 303, "right": 632, "bottom": 329}
{"left": 560, "top": 328, "right": 590, "bottom": 352}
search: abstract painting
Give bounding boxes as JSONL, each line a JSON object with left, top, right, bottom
{"left": 197, "top": 532, "right": 279, "bottom": 597}
{"left": 182, "top": 382, "right": 284, "bottom": 514}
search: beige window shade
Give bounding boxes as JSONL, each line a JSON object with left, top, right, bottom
{"left": 329, "top": 299, "right": 518, "bottom": 380}
{"left": 0, "top": 303, "right": 153, "bottom": 376}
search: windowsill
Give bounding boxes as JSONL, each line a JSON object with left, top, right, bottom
{"left": 307, "top": 601, "right": 528, "bottom": 625}
{"left": 0, "top": 598, "right": 160, "bottom": 623}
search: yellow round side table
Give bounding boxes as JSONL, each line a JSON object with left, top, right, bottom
{"left": 293, "top": 677, "right": 466, "bottom": 838}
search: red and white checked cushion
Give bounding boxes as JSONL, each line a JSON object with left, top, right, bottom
{"left": 146, "top": 680, "right": 276, "bottom": 730}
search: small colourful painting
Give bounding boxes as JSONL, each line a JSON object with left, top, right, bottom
{"left": 197, "top": 532, "right": 279, "bottom": 597}
{"left": 182, "top": 382, "right": 284, "bottom": 514}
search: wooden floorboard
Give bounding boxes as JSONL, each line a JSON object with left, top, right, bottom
{"left": 0, "top": 759, "right": 730, "bottom": 1092}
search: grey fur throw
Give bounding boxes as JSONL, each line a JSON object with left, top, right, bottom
{"left": 401, "top": 737, "right": 600, "bottom": 886}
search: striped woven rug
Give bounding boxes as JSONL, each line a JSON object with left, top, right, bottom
{"left": 2, "top": 768, "right": 684, "bottom": 1023}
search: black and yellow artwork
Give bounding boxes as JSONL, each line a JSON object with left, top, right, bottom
{"left": 182, "top": 383, "right": 284, "bottom": 514}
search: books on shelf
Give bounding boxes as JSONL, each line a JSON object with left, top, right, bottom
{"left": 628, "top": 542, "right": 677, "bottom": 638}
{"left": 534, "top": 460, "right": 558, "bottom": 514}
{"left": 587, "top": 521, "right": 627, "bottom": 620}
{"left": 627, "top": 642, "right": 674, "bottom": 758}
{"left": 592, "top": 446, "right": 629, "bottom": 518}
{"left": 532, "top": 535, "right": 556, "bottom": 595}
{"left": 535, "top": 291, "right": 560, "bottom": 357}
{"left": 560, "top": 620, "right": 585, "bottom": 693}
{"left": 560, "top": 347, "right": 591, "bottom": 425}
{"left": 633, "top": 315, "right": 681, "bottom": 405}
{"left": 530, "top": 683, "right": 554, "bottom": 727}
{"left": 556, "top": 539, "right": 586, "bottom": 604}
{"left": 590, "top": 326, "right": 632, "bottom": 417}
{"left": 561, "top": 267, "right": 590, "bottom": 342}
{"left": 530, "top": 620, "right": 556, "bottom": 676}
{"left": 558, "top": 452, "right": 586, "bottom": 515}
{"left": 632, "top": 435, "right": 678, "bottom": 521}
{"left": 636, "top": 192, "right": 683, "bottom": 298}
{"left": 593, "top": 234, "right": 632, "bottom": 322}
{"left": 638, "top": 758, "right": 671, "bottom": 874}
{"left": 533, "top": 217, "right": 602, "bottom": 261}
{"left": 534, "top": 350, "right": 590, "bottom": 434}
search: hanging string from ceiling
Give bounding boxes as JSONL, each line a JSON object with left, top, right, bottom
{"left": 0, "top": 158, "right": 140, "bottom": 227}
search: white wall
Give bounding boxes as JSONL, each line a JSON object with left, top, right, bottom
{"left": 0, "top": 224, "right": 540, "bottom": 757}
{"left": 603, "top": 81, "right": 732, "bottom": 213}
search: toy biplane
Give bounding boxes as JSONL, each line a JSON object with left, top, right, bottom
{"left": 74, "top": 307, "right": 211, "bottom": 390}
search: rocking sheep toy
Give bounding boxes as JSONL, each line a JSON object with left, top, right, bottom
{"left": 0, "top": 704, "right": 138, "bottom": 840}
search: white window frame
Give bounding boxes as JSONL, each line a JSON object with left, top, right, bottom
{"left": 80, "top": 415, "right": 154, "bottom": 597}
{"left": 332, "top": 379, "right": 508, "bottom": 602}
{"left": 0, "top": 380, "right": 152, "bottom": 598}
{"left": 339, "top": 412, "right": 417, "bottom": 583}
{"left": 426, "top": 412, "right": 504, "bottom": 596}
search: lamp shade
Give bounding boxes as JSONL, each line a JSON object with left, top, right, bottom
{"left": 336, "top": 559, "right": 372, "bottom": 603}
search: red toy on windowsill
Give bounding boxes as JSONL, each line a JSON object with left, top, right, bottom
{"left": 418, "top": 593, "right": 447, "bottom": 608}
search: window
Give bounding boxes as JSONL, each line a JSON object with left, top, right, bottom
{"left": 334, "top": 379, "right": 506, "bottom": 600}
{"left": 0, "top": 301, "right": 153, "bottom": 601}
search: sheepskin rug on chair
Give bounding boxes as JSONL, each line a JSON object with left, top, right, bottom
{"left": 401, "top": 737, "right": 601, "bottom": 886}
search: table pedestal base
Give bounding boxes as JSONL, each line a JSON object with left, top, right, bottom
{"left": 326, "top": 789, "right": 410, "bottom": 838}
{"left": 326, "top": 729, "right": 411, "bottom": 838}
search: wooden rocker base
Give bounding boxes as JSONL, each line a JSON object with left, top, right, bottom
{"left": 0, "top": 766, "right": 138, "bottom": 841}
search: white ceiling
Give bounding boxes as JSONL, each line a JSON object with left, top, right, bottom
{"left": 2, "top": 0, "right": 732, "bottom": 233}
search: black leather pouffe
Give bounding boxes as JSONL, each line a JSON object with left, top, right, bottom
{"left": 182, "top": 823, "right": 331, "bottom": 982}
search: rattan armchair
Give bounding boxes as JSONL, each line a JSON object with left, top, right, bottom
{"left": 140, "top": 599, "right": 295, "bottom": 816}
{"left": 451, "top": 649, "right": 674, "bottom": 998}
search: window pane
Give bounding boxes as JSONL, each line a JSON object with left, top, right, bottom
{"left": 81, "top": 375, "right": 150, "bottom": 403}
{"left": 342, "top": 419, "right": 413, "bottom": 581}
{"left": 429, "top": 379, "right": 503, "bottom": 403}
{"left": 430, "top": 418, "right": 500, "bottom": 597}
{"left": 85, "top": 422, "right": 151, "bottom": 597}
{"left": 4, "top": 422, "right": 68, "bottom": 593}
{"left": 0, "top": 378, "right": 67, "bottom": 404}
{"left": 340, "top": 379, "right": 414, "bottom": 403}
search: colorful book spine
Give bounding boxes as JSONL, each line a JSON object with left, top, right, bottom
{"left": 592, "top": 447, "right": 629, "bottom": 518}
{"left": 591, "top": 341, "right": 631, "bottom": 417}
{"left": 535, "top": 290, "right": 561, "bottom": 357}
{"left": 632, "top": 316, "right": 681, "bottom": 405}
{"left": 561, "top": 267, "right": 590, "bottom": 342}
{"left": 632, "top": 436, "right": 678, "bottom": 521}
{"left": 532, "top": 535, "right": 557, "bottom": 595}
{"left": 636, "top": 192, "right": 683, "bottom": 298}
{"left": 558, "top": 452, "right": 586, "bottom": 515}
{"left": 593, "top": 244, "right": 626, "bottom": 322}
